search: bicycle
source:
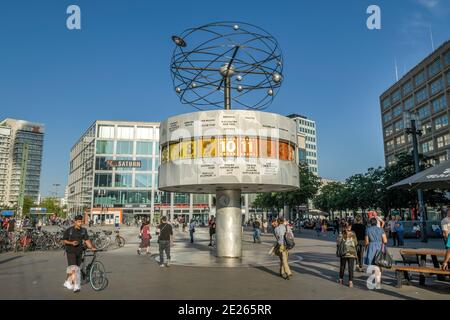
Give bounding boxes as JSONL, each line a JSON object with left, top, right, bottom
{"left": 80, "top": 249, "right": 108, "bottom": 291}
{"left": 114, "top": 230, "right": 126, "bottom": 248}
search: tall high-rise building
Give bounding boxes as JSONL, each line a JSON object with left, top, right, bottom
{"left": 0, "top": 118, "right": 45, "bottom": 208}
{"left": 380, "top": 41, "right": 450, "bottom": 166}
{"left": 287, "top": 114, "right": 318, "bottom": 174}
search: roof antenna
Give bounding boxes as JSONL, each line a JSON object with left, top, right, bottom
{"left": 429, "top": 25, "right": 435, "bottom": 51}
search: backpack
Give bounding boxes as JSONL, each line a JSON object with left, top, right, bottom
{"left": 284, "top": 225, "right": 295, "bottom": 250}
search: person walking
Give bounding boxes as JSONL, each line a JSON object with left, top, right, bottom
{"left": 138, "top": 221, "right": 151, "bottom": 255}
{"left": 441, "top": 209, "right": 450, "bottom": 247}
{"left": 262, "top": 219, "right": 268, "bottom": 234}
{"left": 315, "top": 219, "right": 322, "bottom": 237}
{"left": 351, "top": 216, "right": 366, "bottom": 272}
{"left": 208, "top": 216, "right": 216, "bottom": 246}
{"left": 274, "top": 218, "right": 293, "bottom": 280}
{"left": 62, "top": 215, "right": 96, "bottom": 293}
{"left": 394, "top": 216, "right": 404, "bottom": 246}
{"left": 189, "top": 219, "right": 195, "bottom": 243}
{"left": 156, "top": 216, "right": 173, "bottom": 267}
{"left": 388, "top": 216, "right": 397, "bottom": 247}
{"left": 365, "top": 217, "right": 388, "bottom": 289}
{"left": 253, "top": 219, "right": 261, "bottom": 243}
{"left": 336, "top": 222, "right": 357, "bottom": 287}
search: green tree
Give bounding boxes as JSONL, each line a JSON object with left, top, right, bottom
{"left": 22, "top": 196, "right": 35, "bottom": 216}
{"left": 39, "top": 198, "right": 64, "bottom": 216}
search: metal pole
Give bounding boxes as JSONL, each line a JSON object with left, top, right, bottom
{"left": 224, "top": 76, "right": 231, "bottom": 110}
{"left": 411, "top": 119, "right": 428, "bottom": 242}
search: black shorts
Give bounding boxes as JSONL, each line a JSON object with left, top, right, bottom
{"left": 66, "top": 252, "right": 82, "bottom": 266}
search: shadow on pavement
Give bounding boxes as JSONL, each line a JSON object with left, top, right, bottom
{"left": 0, "top": 255, "right": 23, "bottom": 265}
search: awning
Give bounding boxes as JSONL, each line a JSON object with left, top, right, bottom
{"left": 1, "top": 211, "right": 14, "bottom": 217}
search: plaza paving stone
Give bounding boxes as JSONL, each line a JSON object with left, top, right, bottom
{"left": 0, "top": 226, "right": 448, "bottom": 300}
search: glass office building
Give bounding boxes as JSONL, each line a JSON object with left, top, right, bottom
{"left": 67, "top": 121, "right": 223, "bottom": 225}
{"left": 380, "top": 41, "right": 450, "bottom": 167}
{"left": 0, "top": 118, "right": 45, "bottom": 208}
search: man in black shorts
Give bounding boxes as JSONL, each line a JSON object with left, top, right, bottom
{"left": 62, "top": 215, "right": 96, "bottom": 292}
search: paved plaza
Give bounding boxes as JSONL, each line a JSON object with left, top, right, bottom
{"left": 0, "top": 226, "right": 449, "bottom": 300}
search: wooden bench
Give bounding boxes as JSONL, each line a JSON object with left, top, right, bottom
{"left": 392, "top": 265, "right": 450, "bottom": 288}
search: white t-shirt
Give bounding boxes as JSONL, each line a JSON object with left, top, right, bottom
{"left": 388, "top": 220, "right": 396, "bottom": 232}
{"left": 441, "top": 217, "right": 450, "bottom": 233}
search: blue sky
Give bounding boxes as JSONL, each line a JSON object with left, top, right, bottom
{"left": 1, "top": 0, "right": 449, "bottom": 197}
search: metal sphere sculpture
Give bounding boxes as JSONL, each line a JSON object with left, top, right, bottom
{"left": 170, "top": 21, "right": 284, "bottom": 110}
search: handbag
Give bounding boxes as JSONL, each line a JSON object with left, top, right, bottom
{"left": 374, "top": 244, "right": 393, "bottom": 269}
{"left": 336, "top": 239, "right": 347, "bottom": 257}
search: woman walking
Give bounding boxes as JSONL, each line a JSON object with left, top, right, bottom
{"left": 351, "top": 216, "right": 366, "bottom": 272}
{"left": 365, "top": 217, "right": 388, "bottom": 289}
{"left": 138, "top": 221, "right": 151, "bottom": 255}
{"left": 336, "top": 222, "right": 357, "bottom": 287}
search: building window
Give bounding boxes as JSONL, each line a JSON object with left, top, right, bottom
{"left": 136, "top": 141, "right": 153, "bottom": 155}
{"left": 402, "top": 81, "right": 413, "bottom": 96}
{"left": 95, "top": 156, "right": 113, "bottom": 170}
{"left": 116, "top": 141, "right": 133, "bottom": 154}
{"left": 432, "top": 95, "right": 447, "bottom": 113}
{"left": 446, "top": 52, "right": 450, "bottom": 65}
{"left": 430, "top": 77, "right": 443, "bottom": 95}
{"left": 421, "top": 140, "right": 434, "bottom": 153}
{"left": 384, "top": 125, "right": 393, "bottom": 137}
{"left": 135, "top": 157, "right": 152, "bottom": 171}
{"left": 136, "top": 127, "right": 154, "bottom": 140}
{"left": 96, "top": 140, "right": 114, "bottom": 154}
{"left": 416, "top": 88, "right": 428, "bottom": 104}
{"left": 387, "top": 155, "right": 396, "bottom": 166}
{"left": 394, "top": 120, "right": 404, "bottom": 132}
{"left": 439, "top": 154, "right": 448, "bottom": 163}
{"left": 392, "top": 89, "right": 401, "bottom": 103}
{"left": 447, "top": 72, "right": 450, "bottom": 85}
{"left": 404, "top": 96, "right": 414, "bottom": 110}
{"left": 94, "top": 173, "right": 112, "bottom": 187}
{"left": 135, "top": 173, "right": 152, "bottom": 188}
{"left": 98, "top": 125, "right": 115, "bottom": 139}
{"left": 428, "top": 58, "right": 442, "bottom": 77}
{"left": 421, "top": 122, "right": 432, "bottom": 135}
{"left": 117, "top": 126, "right": 134, "bottom": 140}
{"left": 396, "top": 135, "right": 405, "bottom": 146}
{"left": 393, "top": 105, "right": 402, "bottom": 118}
{"left": 418, "top": 105, "right": 430, "bottom": 120}
{"left": 414, "top": 70, "right": 426, "bottom": 87}
{"left": 436, "top": 134, "right": 450, "bottom": 149}
{"left": 114, "top": 173, "right": 132, "bottom": 188}
{"left": 382, "top": 97, "right": 391, "bottom": 110}
{"left": 435, "top": 115, "right": 449, "bottom": 131}
{"left": 386, "top": 140, "right": 394, "bottom": 151}
{"left": 383, "top": 112, "right": 392, "bottom": 123}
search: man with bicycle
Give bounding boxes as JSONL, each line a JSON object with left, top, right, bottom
{"left": 62, "top": 215, "right": 96, "bottom": 292}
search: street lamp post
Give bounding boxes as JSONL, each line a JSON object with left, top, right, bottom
{"left": 405, "top": 117, "right": 428, "bottom": 242}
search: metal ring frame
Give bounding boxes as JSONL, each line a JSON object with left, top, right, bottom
{"left": 170, "top": 21, "right": 284, "bottom": 110}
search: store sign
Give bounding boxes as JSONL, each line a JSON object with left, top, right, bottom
{"left": 106, "top": 160, "right": 141, "bottom": 168}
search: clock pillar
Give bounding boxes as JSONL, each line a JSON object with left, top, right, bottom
{"left": 215, "top": 189, "right": 242, "bottom": 258}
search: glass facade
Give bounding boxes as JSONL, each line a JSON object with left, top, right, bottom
{"left": 430, "top": 77, "right": 443, "bottom": 95}
{"left": 116, "top": 141, "right": 133, "bottom": 154}
{"left": 434, "top": 115, "right": 448, "bottom": 130}
{"left": 432, "top": 95, "right": 446, "bottom": 113}
{"left": 414, "top": 70, "right": 426, "bottom": 87}
{"left": 428, "top": 59, "right": 441, "bottom": 77}
{"left": 416, "top": 87, "right": 428, "bottom": 104}
{"left": 96, "top": 140, "right": 114, "bottom": 154}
